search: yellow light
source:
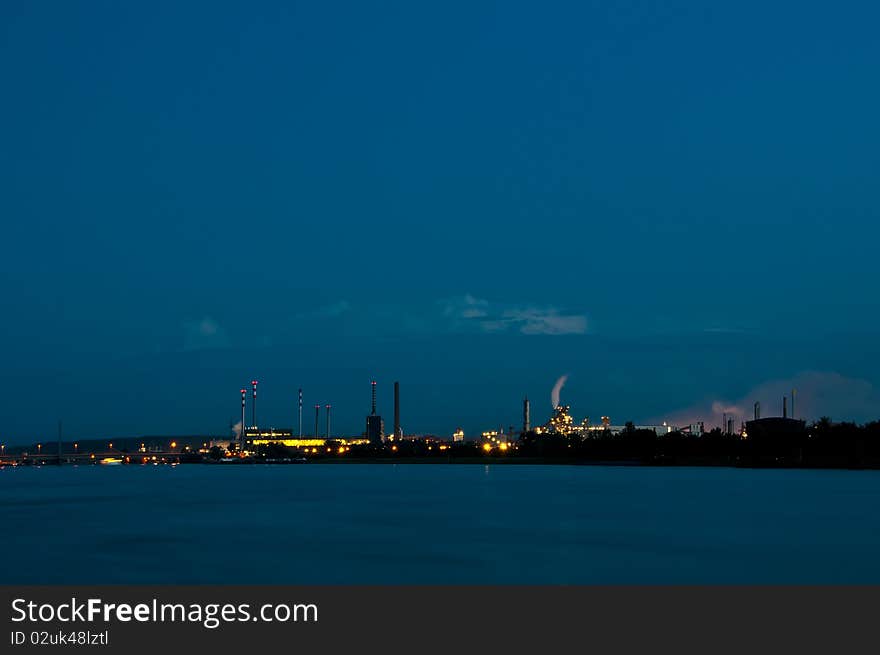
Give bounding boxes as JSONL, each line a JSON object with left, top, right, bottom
{"left": 392, "top": 445, "right": 398, "bottom": 451}
{"left": 170, "top": 441, "right": 177, "bottom": 448}
{"left": 253, "top": 438, "right": 327, "bottom": 447}
{"left": 499, "top": 442, "right": 509, "bottom": 451}
{"left": 338, "top": 446, "right": 345, "bottom": 454}
{"left": 482, "top": 443, "right": 492, "bottom": 452}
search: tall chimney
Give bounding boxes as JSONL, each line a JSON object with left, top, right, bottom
{"left": 523, "top": 396, "right": 530, "bottom": 433}
{"left": 754, "top": 401, "right": 760, "bottom": 420}
{"left": 298, "top": 388, "right": 303, "bottom": 438}
{"left": 783, "top": 396, "right": 788, "bottom": 419}
{"left": 371, "top": 380, "right": 377, "bottom": 416}
{"left": 314, "top": 404, "right": 320, "bottom": 438}
{"left": 240, "top": 388, "right": 247, "bottom": 445}
{"left": 326, "top": 404, "right": 331, "bottom": 439}
{"left": 393, "top": 381, "right": 401, "bottom": 440}
{"left": 791, "top": 388, "right": 796, "bottom": 420}
{"left": 251, "top": 380, "right": 258, "bottom": 429}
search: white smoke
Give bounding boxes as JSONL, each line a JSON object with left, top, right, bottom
{"left": 232, "top": 421, "right": 243, "bottom": 438}
{"left": 711, "top": 401, "right": 743, "bottom": 417}
{"left": 654, "top": 371, "right": 880, "bottom": 427}
{"left": 551, "top": 374, "right": 568, "bottom": 409}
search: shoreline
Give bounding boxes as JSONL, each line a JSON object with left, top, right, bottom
{"left": 4, "top": 456, "right": 880, "bottom": 470}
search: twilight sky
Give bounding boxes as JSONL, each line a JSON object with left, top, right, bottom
{"left": 2, "top": 1, "right": 879, "bottom": 442}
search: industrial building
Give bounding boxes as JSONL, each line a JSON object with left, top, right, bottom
{"left": 744, "top": 392, "right": 805, "bottom": 441}
{"left": 366, "top": 380, "right": 384, "bottom": 444}
{"left": 234, "top": 383, "right": 369, "bottom": 451}
{"left": 534, "top": 404, "right": 676, "bottom": 437}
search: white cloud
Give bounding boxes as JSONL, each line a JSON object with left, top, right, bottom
{"left": 438, "top": 294, "right": 587, "bottom": 336}
{"left": 503, "top": 308, "right": 588, "bottom": 336}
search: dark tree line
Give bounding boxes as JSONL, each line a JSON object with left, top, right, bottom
{"left": 517, "top": 419, "right": 880, "bottom": 468}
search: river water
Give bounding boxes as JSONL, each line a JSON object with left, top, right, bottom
{"left": 2, "top": 463, "right": 879, "bottom": 584}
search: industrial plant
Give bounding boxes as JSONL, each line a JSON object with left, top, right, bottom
{"left": 3, "top": 371, "right": 876, "bottom": 470}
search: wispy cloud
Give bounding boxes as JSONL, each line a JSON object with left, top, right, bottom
{"left": 295, "top": 300, "right": 352, "bottom": 320}
{"left": 183, "top": 317, "right": 230, "bottom": 351}
{"left": 442, "top": 294, "right": 489, "bottom": 319}
{"left": 439, "top": 295, "right": 587, "bottom": 336}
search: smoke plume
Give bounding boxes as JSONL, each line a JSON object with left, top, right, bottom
{"left": 232, "top": 421, "right": 243, "bottom": 438}
{"left": 653, "top": 371, "right": 880, "bottom": 427}
{"left": 551, "top": 375, "right": 568, "bottom": 409}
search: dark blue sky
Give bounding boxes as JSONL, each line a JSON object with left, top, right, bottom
{"left": 2, "top": 1, "right": 879, "bottom": 442}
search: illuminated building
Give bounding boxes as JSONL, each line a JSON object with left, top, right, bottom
{"left": 248, "top": 426, "right": 369, "bottom": 450}
{"left": 452, "top": 428, "right": 465, "bottom": 443}
{"left": 538, "top": 404, "right": 677, "bottom": 438}
{"left": 548, "top": 405, "right": 575, "bottom": 435}
{"left": 481, "top": 430, "right": 512, "bottom": 446}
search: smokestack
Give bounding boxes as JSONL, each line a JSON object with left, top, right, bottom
{"left": 393, "top": 381, "right": 400, "bottom": 440}
{"left": 298, "top": 388, "right": 303, "bottom": 438}
{"left": 251, "top": 380, "right": 258, "bottom": 429}
{"left": 523, "top": 396, "right": 530, "bottom": 433}
{"left": 371, "top": 380, "right": 377, "bottom": 416}
{"left": 326, "top": 404, "right": 331, "bottom": 439}
{"left": 314, "top": 404, "right": 320, "bottom": 438}
{"left": 727, "top": 418, "right": 734, "bottom": 435}
{"left": 791, "top": 388, "right": 796, "bottom": 420}
{"left": 240, "top": 388, "right": 247, "bottom": 445}
{"left": 754, "top": 401, "right": 760, "bottom": 420}
{"left": 783, "top": 396, "right": 788, "bottom": 419}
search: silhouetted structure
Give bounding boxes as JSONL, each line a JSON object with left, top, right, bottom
{"left": 393, "top": 381, "right": 402, "bottom": 440}
{"left": 366, "top": 380, "right": 384, "bottom": 444}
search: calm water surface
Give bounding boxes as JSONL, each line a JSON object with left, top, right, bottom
{"left": 2, "top": 464, "right": 879, "bottom": 583}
